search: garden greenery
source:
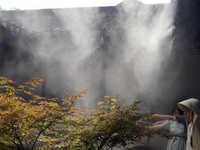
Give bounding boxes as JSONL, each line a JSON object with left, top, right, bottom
{"left": 0, "top": 76, "right": 168, "bottom": 150}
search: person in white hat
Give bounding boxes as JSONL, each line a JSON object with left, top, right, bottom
{"left": 177, "top": 98, "right": 200, "bottom": 150}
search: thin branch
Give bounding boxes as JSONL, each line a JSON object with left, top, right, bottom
{"left": 3, "top": 136, "right": 21, "bottom": 150}
{"left": 15, "top": 134, "right": 25, "bottom": 150}
{"left": 30, "top": 121, "right": 55, "bottom": 150}
{"left": 0, "top": 142, "right": 15, "bottom": 150}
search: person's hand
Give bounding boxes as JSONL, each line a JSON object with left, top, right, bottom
{"left": 148, "top": 125, "right": 153, "bottom": 129}
{"left": 152, "top": 114, "right": 159, "bottom": 119}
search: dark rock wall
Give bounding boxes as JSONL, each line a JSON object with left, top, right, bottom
{"left": 0, "top": 0, "right": 200, "bottom": 111}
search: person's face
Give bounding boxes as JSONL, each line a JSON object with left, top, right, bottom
{"left": 182, "top": 106, "right": 192, "bottom": 122}
{"left": 173, "top": 109, "right": 181, "bottom": 116}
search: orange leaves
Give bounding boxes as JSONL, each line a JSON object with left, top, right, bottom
{"left": 82, "top": 90, "right": 90, "bottom": 94}
{"left": 100, "top": 114, "right": 108, "bottom": 118}
{"left": 0, "top": 76, "right": 68, "bottom": 149}
{"left": 0, "top": 76, "right": 160, "bottom": 150}
{"left": 61, "top": 96, "right": 155, "bottom": 150}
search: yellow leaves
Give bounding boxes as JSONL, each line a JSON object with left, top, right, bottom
{"left": 0, "top": 80, "right": 8, "bottom": 85}
{"left": 0, "top": 76, "right": 15, "bottom": 84}
{"left": 83, "top": 90, "right": 90, "bottom": 94}
{"left": 110, "top": 105, "right": 115, "bottom": 109}
{"left": 25, "top": 91, "right": 32, "bottom": 95}
{"left": 97, "top": 102, "right": 104, "bottom": 105}
{"left": 65, "top": 90, "right": 90, "bottom": 95}
{"left": 111, "top": 98, "right": 117, "bottom": 102}
{"left": 30, "top": 100, "right": 37, "bottom": 104}
{"left": 33, "top": 77, "right": 45, "bottom": 83}
{"left": 46, "top": 102, "right": 59, "bottom": 108}
{"left": 1, "top": 76, "right": 154, "bottom": 150}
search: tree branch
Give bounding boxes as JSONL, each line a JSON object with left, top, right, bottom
{"left": 30, "top": 121, "right": 55, "bottom": 150}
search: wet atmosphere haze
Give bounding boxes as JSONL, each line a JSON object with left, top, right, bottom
{"left": 1, "top": 0, "right": 200, "bottom": 115}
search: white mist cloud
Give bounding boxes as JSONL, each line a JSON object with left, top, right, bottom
{"left": 1, "top": 0, "right": 177, "bottom": 110}
{"left": 1, "top": 0, "right": 123, "bottom": 10}
{"left": 1, "top": 0, "right": 170, "bottom": 10}
{"left": 139, "top": 0, "right": 170, "bottom": 4}
{"left": 103, "top": 0, "right": 177, "bottom": 109}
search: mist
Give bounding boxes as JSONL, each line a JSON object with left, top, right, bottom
{"left": 111, "top": 0, "right": 177, "bottom": 112}
{"left": 0, "top": 0, "right": 178, "bottom": 112}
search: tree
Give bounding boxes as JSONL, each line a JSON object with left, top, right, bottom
{"left": 0, "top": 76, "right": 168, "bottom": 150}
{"left": 49, "top": 96, "right": 160, "bottom": 150}
{"left": 41, "top": 97, "right": 170, "bottom": 150}
{"left": 0, "top": 76, "right": 89, "bottom": 149}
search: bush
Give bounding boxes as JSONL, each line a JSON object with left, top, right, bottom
{"left": 0, "top": 76, "right": 166, "bottom": 150}
{"left": 0, "top": 76, "right": 88, "bottom": 149}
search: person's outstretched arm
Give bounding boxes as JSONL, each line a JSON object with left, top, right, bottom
{"left": 152, "top": 114, "right": 178, "bottom": 123}
{"left": 150, "top": 124, "right": 163, "bottom": 130}
{"left": 151, "top": 120, "right": 167, "bottom": 126}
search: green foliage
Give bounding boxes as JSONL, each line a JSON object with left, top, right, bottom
{"left": 45, "top": 96, "right": 162, "bottom": 150}
{"left": 0, "top": 76, "right": 168, "bottom": 150}
{"left": 0, "top": 76, "right": 89, "bottom": 149}
{"left": 59, "top": 96, "right": 155, "bottom": 150}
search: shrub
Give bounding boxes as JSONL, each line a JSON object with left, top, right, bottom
{"left": 0, "top": 76, "right": 167, "bottom": 150}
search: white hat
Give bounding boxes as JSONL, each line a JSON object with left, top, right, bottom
{"left": 177, "top": 98, "right": 200, "bottom": 123}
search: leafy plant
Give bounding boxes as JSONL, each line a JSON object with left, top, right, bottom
{"left": 0, "top": 76, "right": 88, "bottom": 150}
{"left": 47, "top": 96, "right": 161, "bottom": 150}
{"left": 0, "top": 76, "right": 169, "bottom": 150}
